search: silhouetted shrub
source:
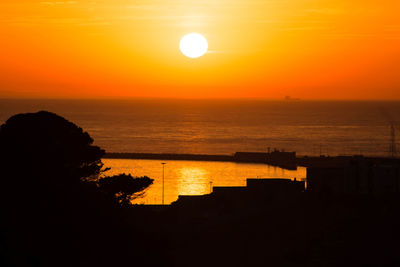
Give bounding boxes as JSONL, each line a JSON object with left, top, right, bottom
{"left": 98, "top": 174, "right": 154, "bottom": 206}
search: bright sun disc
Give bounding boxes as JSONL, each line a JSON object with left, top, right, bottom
{"left": 179, "top": 33, "right": 208, "bottom": 58}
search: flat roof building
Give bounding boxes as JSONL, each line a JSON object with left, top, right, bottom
{"left": 172, "top": 178, "right": 305, "bottom": 208}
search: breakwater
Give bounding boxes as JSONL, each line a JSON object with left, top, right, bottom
{"left": 104, "top": 151, "right": 298, "bottom": 170}
{"left": 104, "top": 153, "right": 234, "bottom": 162}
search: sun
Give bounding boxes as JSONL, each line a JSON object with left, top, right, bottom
{"left": 179, "top": 33, "right": 208, "bottom": 58}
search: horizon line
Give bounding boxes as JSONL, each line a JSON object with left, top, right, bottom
{"left": 1, "top": 96, "right": 400, "bottom": 102}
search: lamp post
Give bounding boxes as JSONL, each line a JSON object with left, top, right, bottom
{"left": 161, "top": 163, "right": 166, "bottom": 205}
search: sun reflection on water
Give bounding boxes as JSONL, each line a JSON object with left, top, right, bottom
{"left": 178, "top": 167, "right": 209, "bottom": 196}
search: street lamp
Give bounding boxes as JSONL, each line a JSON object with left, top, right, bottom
{"left": 161, "top": 163, "right": 166, "bottom": 205}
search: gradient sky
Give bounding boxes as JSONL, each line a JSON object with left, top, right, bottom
{"left": 1, "top": 0, "right": 400, "bottom": 99}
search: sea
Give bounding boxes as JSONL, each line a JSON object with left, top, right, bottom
{"left": 0, "top": 99, "right": 398, "bottom": 203}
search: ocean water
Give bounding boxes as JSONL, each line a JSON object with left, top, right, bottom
{"left": 0, "top": 99, "right": 399, "bottom": 157}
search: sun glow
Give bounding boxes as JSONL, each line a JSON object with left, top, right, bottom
{"left": 2, "top": 1, "right": 400, "bottom": 99}
{"left": 179, "top": 33, "right": 208, "bottom": 58}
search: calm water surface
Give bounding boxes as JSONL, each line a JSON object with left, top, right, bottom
{"left": 103, "top": 159, "right": 306, "bottom": 204}
{"left": 0, "top": 99, "right": 398, "bottom": 156}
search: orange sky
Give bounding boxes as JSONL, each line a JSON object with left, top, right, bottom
{"left": 1, "top": 0, "right": 400, "bottom": 99}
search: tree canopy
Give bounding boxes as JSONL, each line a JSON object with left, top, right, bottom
{"left": 0, "top": 111, "right": 153, "bottom": 206}
{"left": 0, "top": 111, "right": 104, "bottom": 181}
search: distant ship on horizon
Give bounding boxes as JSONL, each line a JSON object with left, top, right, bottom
{"left": 285, "top": 96, "right": 301, "bottom": 101}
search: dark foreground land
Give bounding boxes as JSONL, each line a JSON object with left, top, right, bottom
{"left": 3, "top": 191, "right": 400, "bottom": 267}
{"left": 132, "top": 193, "right": 400, "bottom": 267}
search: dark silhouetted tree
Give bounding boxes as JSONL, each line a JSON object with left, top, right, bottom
{"left": 0, "top": 112, "right": 105, "bottom": 214}
{"left": 0, "top": 111, "right": 104, "bottom": 180}
{"left": 0, "top": 111, "right": 153, "bottom": 207}
{"left": 98, "top": 174, "right": 154, "bottom": 206}
{"left": 0, "top": 111, "right": 160, "bottom": 267}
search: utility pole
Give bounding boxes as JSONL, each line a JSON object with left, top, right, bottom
{"left": 209, "top": 181, "right": 213, "bottom": 193}
{"left": 390, "top": 125, "right": 397, "bottom": 158}
{"left": 161, "top": 163, "right": 166, "bottom": 205}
